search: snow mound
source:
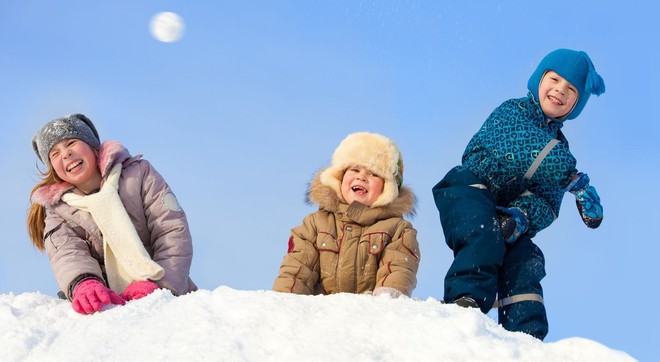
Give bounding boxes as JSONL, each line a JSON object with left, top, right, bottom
{"left": 0, "top": 287, "right": 635, "bottom": 361}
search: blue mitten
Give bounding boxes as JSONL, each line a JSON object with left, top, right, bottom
{"left": 566, "top": 173, "right": 603, "bottom": 229}
{"left": 565, "top": 172, "right": 590, "bottom": 193}
{"left": 573, "top": 186, "right": 603, "bottom": 229}
{"left": 496, "top": 206, "right": 528, "bottom": 243}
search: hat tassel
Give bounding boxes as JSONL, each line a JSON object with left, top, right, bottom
{"left": 582, "top": 51, "right": 605, "bottom": 96}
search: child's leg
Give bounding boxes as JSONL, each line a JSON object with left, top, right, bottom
{"left": 432, "top": 166, "right": 505, "bottom": 313}
{"left": 497, "top": 236, "right": 548, "bottom": 340}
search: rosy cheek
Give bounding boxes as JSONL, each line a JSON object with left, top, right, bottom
{"left": 53, "top": 167, "right": 66, "bottom": 179}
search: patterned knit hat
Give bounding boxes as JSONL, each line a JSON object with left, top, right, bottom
{"left": 319, "top": 132, "right": 404, "bottom": 208}
{"left": 32, "top": 113, "right": 101, "bottom": 167}
{"left": 527, "top": 49, "right": 605, "bottom": 120}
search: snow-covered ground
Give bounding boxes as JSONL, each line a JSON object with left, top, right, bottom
{"left": 0, "top": 286, "right": 635, "bottom": 361}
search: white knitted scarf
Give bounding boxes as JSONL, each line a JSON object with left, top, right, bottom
{"left": 61, "top": 163, "right": 164, "bottom": 293}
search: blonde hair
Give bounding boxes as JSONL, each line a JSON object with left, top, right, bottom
{"left": 27, "top": 165, "right": 62, "bottom": 250}
{"left": 27, "top": 146, "right": 99, "bottom": 250}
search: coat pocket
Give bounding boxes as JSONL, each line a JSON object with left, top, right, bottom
{"left": 317, "top": 232, "right": 339, "bottom": 279}
{"left": 364, "top": 232, "right": 391, "bottom": 255}
{"left": 316, "top": 231, "right": 339, "bottom": 253}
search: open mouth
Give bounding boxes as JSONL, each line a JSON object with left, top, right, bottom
{"left": 351, "top": 185, "right": 367, "bottom": 195}
{"left": 66, "top": 160, "right": 83, "bottom": 172}
{"left": 548, "top": 95, "right": 564, "bottom": 105}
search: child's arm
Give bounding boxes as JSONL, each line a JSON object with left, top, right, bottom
{"left": 375, "top": 222, "right": 420, "bottom": 297}
{"left": 137, "top": 160, "right": 194, "bottom": 296}
{"left": 43, "top": 215, "right": 106, "bottom": 300}
{"left": 273, "top": 214, "right": 320, "bottom": 294}
{"left": 508, "top": 172, "right": 603, "bottom": 236}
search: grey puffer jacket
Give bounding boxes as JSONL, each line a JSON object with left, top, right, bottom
{"left": 32, "top": 141, "right": 197, "bottom": 299}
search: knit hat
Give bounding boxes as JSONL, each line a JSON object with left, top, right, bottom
{"left": 527, "top": 49, "right": 605, "bottom": 120}
{"left": 32, "top": 113, "right": 101, "bottom": 167}
{"left": 319, "top": 132, "right": 404, "bottom": 208}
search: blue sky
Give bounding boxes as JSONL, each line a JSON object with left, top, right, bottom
{"left": 1, "top": 1, "right": 656, "bottom": 360}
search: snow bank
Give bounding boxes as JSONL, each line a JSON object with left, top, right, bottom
{"left": 0, "top": 287, "right": 635, "bottom": 361}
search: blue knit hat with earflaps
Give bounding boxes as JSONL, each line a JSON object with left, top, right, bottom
{"left": 527, "top": 49, "right": 605, "bottom": 120}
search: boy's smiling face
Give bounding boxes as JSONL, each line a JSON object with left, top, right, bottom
{"left": 340, "top": 165, "right": 384, "bottom": 207}
{"left": 538, "top": 70, "right": 579, "bottom": 119}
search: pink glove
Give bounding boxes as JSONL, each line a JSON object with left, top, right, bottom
{"left": 121, "top": 280, "right": 160, "bottom": 301}
{"left": 72, "top": 279, "right": 126, "bottom": 314}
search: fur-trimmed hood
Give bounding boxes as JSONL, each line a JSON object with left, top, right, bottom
{"left": 319, "top": 132, "right": 404, "bottom": 208}
{"left": 31, "top": 141, "right": 136, "bottom": 207}
{"left": 306, "top": 169, "right": 416, "bottom": 219}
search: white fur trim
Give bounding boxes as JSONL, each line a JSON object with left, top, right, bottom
{"left": 62, "top": 163, "right": 164, "bottom": 293}
{"left": 319, "top": 132, "right": 402, "bottom": 207}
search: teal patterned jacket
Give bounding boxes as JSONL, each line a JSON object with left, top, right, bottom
{"left": 461, "top": 93, "right": 577, "bottom": 235}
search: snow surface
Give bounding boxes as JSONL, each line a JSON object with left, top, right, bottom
{"left": 1, "top": 286, "right": 635, "bottom": 362}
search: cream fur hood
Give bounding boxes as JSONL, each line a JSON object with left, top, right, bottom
{"left": 307, "top": 168, "right": 416, "bottom": 219}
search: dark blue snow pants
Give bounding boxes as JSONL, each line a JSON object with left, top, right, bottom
{"left": 432, "top": 166, "right": 548, "bottom": 340}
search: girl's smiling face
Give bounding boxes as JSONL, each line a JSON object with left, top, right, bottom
{"left": 538, "top": 70, "right": 579, "bottom": 119}
{"left": 49, "top": 138, "right": 101, "bottom": 193}
{"left": 340, "top": 165, "right": 384, "bottom": 207}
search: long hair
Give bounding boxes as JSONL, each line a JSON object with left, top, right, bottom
{"left": 27, "top": 164, "right": 63, "bottom": 250}
{"left": 28, "top": 139, "right": 101, "bottom": 251}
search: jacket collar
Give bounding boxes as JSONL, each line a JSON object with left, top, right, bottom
{"left": 526, "top": 92, "right": 566, "bottom": 131}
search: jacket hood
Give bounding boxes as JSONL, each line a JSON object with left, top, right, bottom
{"left": 307, "top": 169, "right": 416, "bottom": 219}
{"left": 319, "top": 132, "right": 404, "bottom": 208}
{"left": 32, "top": 141, "right": 134, "bottom": 207}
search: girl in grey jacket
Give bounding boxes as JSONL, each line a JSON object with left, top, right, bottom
{"left": 27, "top": 113, "right": 197, "bottom": 314}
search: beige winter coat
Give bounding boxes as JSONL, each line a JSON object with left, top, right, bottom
{"left": 273, "top": 172, "right": 420, "bottom": 296}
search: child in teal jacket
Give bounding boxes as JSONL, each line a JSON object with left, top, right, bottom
{"left": 433, "top": 49, "right": 605, "bottom": 339}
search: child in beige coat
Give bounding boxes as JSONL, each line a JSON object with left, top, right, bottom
{"left": 273, "top": 132, "right": 420, "bottom": 297}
